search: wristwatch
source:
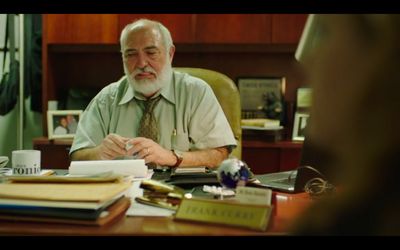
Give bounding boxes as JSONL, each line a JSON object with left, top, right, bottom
{"left": 171, "top": 149, "right": 184, "bottom": 169}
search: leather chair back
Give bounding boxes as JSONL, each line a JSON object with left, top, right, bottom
{"left": 174, "top": 67, "right": 242, "bottom": 159}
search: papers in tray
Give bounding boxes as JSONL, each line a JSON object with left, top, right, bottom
{"left": 174, "top": 167, "right": 207, "bottom": 174}
{"left": 69, "top": 159, "right": 147, "bottom": 177}
{"left": 241, "top": 125, "right": 283, "bottom": 130}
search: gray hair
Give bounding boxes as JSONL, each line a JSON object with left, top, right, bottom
{"left": 120, "top": 19, "right": 174, "bottom": 52}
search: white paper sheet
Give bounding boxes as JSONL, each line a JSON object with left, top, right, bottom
{"left": 69, "top": 159, "right": 148, "bottom": 177}
{"left": 125, "top": 181, "right": 175, "bottom": 217}
{"left": 126, "top": 201, "right": 175, "bottom": 217}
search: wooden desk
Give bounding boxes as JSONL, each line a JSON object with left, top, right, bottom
{"left": 0, "top": 192, "right": 311, "bottom": 236}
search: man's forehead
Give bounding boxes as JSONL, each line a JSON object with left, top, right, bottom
{"left": 124, "top": 27, "right": 163, "bottom": 49}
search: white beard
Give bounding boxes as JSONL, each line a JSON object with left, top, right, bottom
{"left": 124, "top": 63, "right": 172, "bottom": 97}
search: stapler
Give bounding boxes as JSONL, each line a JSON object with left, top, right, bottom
{"left": 136, "top": 179, "right": 185, "bottom": 211}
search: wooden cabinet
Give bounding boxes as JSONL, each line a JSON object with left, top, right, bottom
{"left": 33, "top": 137, "right": 73, "bottom": 169}
{"left": 41, "top": 14, "right": 307, "bottom": 133}
{"left": 43, "top": 14, "right": 307, "bottom": 45}
{"left": 44, "top": 14, "right": 119, "bottom": 44}
{"left": 242, "top": 140, "right": 303, "bottom": 174}
{"left": 39, "top": 14, "right": 307, "bottom": 169}
{"left": 271, "top": 14, "right": 308, "bottom": 44}
{"left": 195, "top": 14, "right": 271, "bottom": 44}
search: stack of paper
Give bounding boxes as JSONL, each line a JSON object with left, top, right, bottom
{"left": 0, "top": 178, "right": 132, "bottom": 226}
{"left": 69, "top": 159, "right": 148, "bottom": 177}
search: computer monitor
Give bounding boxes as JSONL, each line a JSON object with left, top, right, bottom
{"left": 293, "top": 136, "right": 336, "bottom": 192}
{"left": 252, "top": 135, "right": 335, "bottom": 193}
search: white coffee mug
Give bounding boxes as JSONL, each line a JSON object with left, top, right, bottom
{"left": 12, "top": 150, "right": 41, "bottom": 175}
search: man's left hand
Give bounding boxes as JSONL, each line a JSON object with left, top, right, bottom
{"left": 126, "top": 137, "right": 176, "bottom": 167}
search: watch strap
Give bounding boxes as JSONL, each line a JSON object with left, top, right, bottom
{"left": 172, "top": 150, "right": 183, "bottom": 168}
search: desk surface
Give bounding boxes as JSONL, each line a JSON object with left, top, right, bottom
{"left": 0, "top": 191, "right": 311, "bottom": 236}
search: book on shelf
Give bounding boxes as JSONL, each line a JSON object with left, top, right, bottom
{"left": 241, "top": 118, "right": 281, "bottom": 129}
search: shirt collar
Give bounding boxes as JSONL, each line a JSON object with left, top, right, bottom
{"left": 118, "top": 73, "right": 176, "bottom": 105}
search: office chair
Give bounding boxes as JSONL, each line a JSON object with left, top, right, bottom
{"left": 174, "top": 67, "right": 242, "bottom": 159}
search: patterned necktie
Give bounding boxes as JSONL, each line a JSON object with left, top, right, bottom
{"left": 138, "top": 95, "right": 162, "bottom": 142}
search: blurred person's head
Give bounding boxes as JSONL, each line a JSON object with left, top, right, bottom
{"left": 304, "top": 14, "right": 400, "bottom": 182}
{"left": 292, "top": 14, "right": 400, "bottom": 235}
{"left": 120, "top": 19, "right": 175, "bottom": 98}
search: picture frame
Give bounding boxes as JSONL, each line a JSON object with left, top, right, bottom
{"left": 296, "top": 87, "right": 313, "bottom": 108}
{"left": 47, "top": 110, "right": 82, "bottom": 139}
{"left": 292, "top": 112, "right": 310, "bottom": 141}
{"left": 237, "top": 77, "right": 286, "bottom": 119}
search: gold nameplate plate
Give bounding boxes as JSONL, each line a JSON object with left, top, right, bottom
{"left": 174, "top": 198, "right": 273, "bottom": 231}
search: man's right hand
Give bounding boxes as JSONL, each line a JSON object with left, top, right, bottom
{"left": 95, "top": 133, "right": 130, "bottom": 160}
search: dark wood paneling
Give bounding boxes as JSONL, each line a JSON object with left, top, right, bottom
{"left": 243, "top": 140, "right": 303, "bottom": 174}
{"left": 118, "top": 14, "right": 194, "bottom": 43}
{"left": 51, "top": 52, "right": 123, "bottom": 91}
{"left": 280, "top": 148, "right": 303, "bottom": 172}
{"left": 272, "top": 14, "right": 308, "bottom": 44}
{"left": 195, "top": 14, "right": 271, "bottom": 44}
{"left": 243, "top": 147, "right": 281, "bottom": 174}
{"left": 45, "top": 14, "right": 119, "bottom": 44}
{"left": 33, "top": 138, "right": 73, "bottom": 169}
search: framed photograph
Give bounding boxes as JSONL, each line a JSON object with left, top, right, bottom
{"left": 238, "top": 77, "right": 286, "bottom": 119}
{"left": 296, "top": 87, "right": 313, "bottom": 108}
{"left": 47, "top": 110, "right": 82, "bottom": 139}
{"left": 292, "top": 112, "right": 310, "bottom": 141}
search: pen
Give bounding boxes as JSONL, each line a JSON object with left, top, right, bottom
{"left": 171, "top": 129, "right": 177, "bottom": 148}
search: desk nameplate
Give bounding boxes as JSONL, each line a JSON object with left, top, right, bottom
{"left": 174, "top": 198, "right": 272, "bottom": 231}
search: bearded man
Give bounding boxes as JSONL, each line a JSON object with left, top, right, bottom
{"left": 70, "top": 19, "right": 236, "bottom": 170}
